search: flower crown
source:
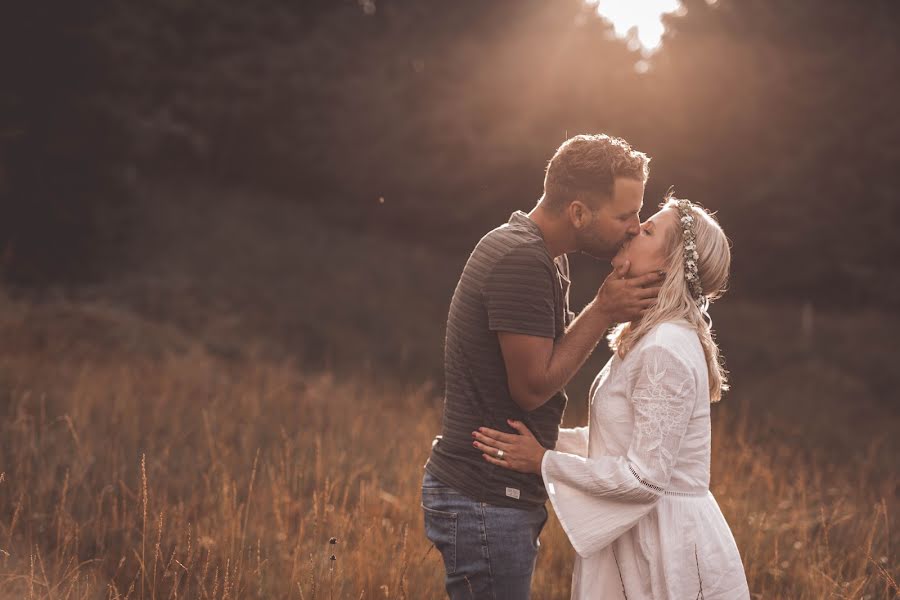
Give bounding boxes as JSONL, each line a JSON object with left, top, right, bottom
{"left": 675, "top": 198, "right": 704, "bottom": 304}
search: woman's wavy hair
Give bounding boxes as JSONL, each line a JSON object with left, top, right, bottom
{"left": 608, "top": 193, "right": 732, "bottom": 402}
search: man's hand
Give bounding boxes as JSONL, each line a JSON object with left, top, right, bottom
{"left": 595, "top": 260, "right": 664, "bottom": 323}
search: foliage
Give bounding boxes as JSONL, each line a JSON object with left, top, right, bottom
{"left": 1, "top": 1, "right": 898, "bottom": 305}
{"left": 0, "top": 0, "right": 133, "bottom": 283}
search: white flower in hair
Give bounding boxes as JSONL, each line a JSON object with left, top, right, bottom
{"left": 674, "top": 197, "right": 704, "bottom": 304}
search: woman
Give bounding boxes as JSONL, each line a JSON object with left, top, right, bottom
{"left": 472, "top": 195, "right": 750, "bottom": 599}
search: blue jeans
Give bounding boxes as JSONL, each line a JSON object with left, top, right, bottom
{"left": 421, "top": 470, "right": 548, "bottom": 600}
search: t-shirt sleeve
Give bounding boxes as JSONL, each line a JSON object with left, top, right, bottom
{"left": 483, "top": 245, "right": 556, "bottom": 338}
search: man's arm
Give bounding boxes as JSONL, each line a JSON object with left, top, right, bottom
{"left": 499, "top": 263, "right": 663, "bottom": 412}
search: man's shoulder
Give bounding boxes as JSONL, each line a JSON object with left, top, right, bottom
{"left": 475, "top": 225, "right": 551, "bottom": 268}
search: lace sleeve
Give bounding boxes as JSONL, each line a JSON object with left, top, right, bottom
{"left": 625, "top": 344, "right": 696, "bottom": 493}
{"left": 539, "top": 344, "right": 697, "bottom": 557}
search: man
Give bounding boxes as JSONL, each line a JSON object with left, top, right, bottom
{"left": 422, "top": 134, "right": 663, "bottom": 599}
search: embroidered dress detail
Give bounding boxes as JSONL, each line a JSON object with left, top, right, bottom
{"left": 632, "top": 353, "right": 693, "bottom": 478}
{"left": 627, "top": 465, "right": 708, "bottom": 497}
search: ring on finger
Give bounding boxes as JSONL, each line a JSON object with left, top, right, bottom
{"left": 497, "top": 449, "right": 505, "bottom": 459}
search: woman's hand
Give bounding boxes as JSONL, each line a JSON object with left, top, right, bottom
{"left": 472, "top": 419, "right": 547, "bottom": 475}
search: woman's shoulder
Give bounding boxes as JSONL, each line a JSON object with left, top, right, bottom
{"left": 634, "top": 319, "right": 702, "bottom": 358}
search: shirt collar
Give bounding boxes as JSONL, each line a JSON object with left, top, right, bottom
{"left": 508, "top": 210, "right": 543, "bottom": 239}
{"left": 508, "top": 211, "right": 569, "bottom": 280}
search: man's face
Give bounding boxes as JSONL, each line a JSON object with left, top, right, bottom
{"left": 572, "top": 178, "right": 644, "bottom": 260}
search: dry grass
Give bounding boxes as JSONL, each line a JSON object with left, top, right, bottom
{"left": 0, "top": 182, "right": 897, "bottom": 598}
{"left": 0, "top": 339, "right": 444, "bottom": 599}
{"left": 0, "top": 290, "right": 896, "bottom": 600}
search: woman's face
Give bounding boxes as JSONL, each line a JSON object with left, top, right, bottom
{"left": 611, "top": 207, "right": 677, "bottom": 277}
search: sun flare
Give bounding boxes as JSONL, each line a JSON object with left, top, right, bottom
{"left": 586, "top": 0, "right": 685, "bottom": 52}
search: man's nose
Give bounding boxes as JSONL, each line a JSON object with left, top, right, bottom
{"left": 626, "top": 221, "right": 641, "bottom": 237}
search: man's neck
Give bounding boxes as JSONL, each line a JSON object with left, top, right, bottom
{"left": 527, "top": 203, "right": 575, "bottom": 258}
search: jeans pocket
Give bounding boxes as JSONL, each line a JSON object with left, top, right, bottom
{"left": 535, "top": 505, "right": 549, "bottom": 550}
{"left": 422, "top": 503, "right": 458, "bottom": 575}
{"left": 484, "top": 504, "right": 546, "bottom": 577}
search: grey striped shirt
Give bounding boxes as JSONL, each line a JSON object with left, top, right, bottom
{"left": 425, "top": 211, "right": 572, "bottom": 508}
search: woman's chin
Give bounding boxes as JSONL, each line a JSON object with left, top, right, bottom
{"left": 610, "top": 253, "right": 628, "bottom": 272}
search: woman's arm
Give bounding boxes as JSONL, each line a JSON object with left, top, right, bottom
{"left": 543, "top": 345, "right": 696, "bottom": 499}
{"left": 554, "top": 426, "right": 590, "bottom": 456}
{"left": 473, "top": 344, "right": 698, "bottom": 556}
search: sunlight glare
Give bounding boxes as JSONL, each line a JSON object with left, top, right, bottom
{"left": 586, "top": 0, "right": 684, "bottom": 52}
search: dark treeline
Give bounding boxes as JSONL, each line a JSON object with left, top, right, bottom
{"left": 1, "top": 0, "right": 899, "bottom": 307}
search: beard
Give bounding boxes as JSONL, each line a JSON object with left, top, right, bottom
{"left": 575, "top": 228, "right": 625, "bottom": 261}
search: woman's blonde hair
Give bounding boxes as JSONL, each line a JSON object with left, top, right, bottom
{"left": 608, "top": 193, "right": 732, "bottom": 401}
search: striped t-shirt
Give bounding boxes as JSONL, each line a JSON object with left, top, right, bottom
{"left": 425, "top": 210, "right": 573, "bottom": 508}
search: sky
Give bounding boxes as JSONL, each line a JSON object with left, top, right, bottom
{"left": 586, "top": 0, "right": 686, "bottom": 52}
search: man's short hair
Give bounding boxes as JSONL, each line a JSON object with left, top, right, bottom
{"left": 542, "top": 134, "right": 650, "bottom": 213}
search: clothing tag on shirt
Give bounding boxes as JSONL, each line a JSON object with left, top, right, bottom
{"left": 505, "top": 487, "right": 520, "bottom": 500}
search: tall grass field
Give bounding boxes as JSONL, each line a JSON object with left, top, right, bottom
{"left": 0, "top": 184, "right": 896, "bottom": 598}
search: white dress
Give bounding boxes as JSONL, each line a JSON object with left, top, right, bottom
{"left": 541, "top": 320, "right": 750, "bottom": 599}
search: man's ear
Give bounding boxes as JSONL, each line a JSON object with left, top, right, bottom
{"left": 568, "top": 200, "right": 591, "bottom": 229}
